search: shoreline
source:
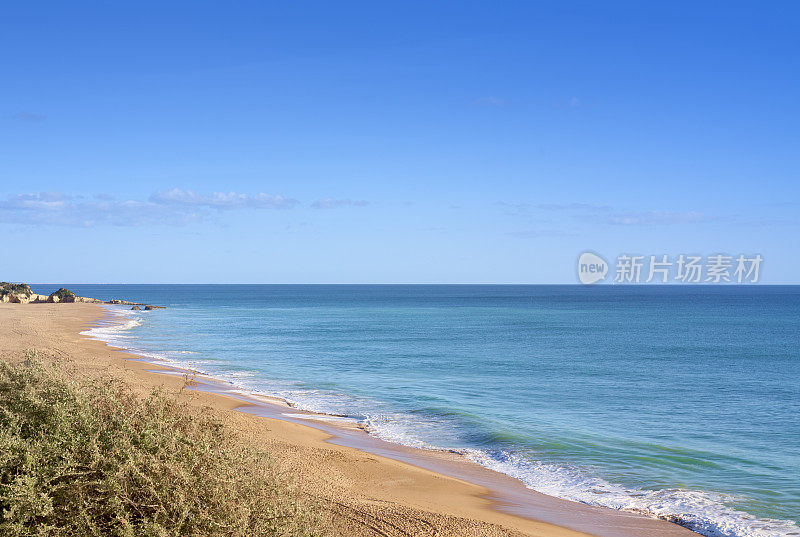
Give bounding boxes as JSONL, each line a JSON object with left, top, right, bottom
{"left": 0, "top": 302, "right": 697, "bottom": 537}
{"left": 87, "top": 304, "right": 696, "bottom": 537}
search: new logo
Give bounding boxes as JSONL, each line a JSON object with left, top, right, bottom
{"left": 577, "top": 252, "right": 608, "bottom": 284}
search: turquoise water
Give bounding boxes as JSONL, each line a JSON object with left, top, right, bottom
{"left": 40, "top": 285, "right": 800, "bottom": 537}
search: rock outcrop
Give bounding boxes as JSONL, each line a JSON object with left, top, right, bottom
{"left": 49, "top": 288, "right": 76, "bottom": 303}
{"left": 0, "top": 283, "right": 45, "bottom": 303}
{"left": 76, "top": 296, "right": 105, "bottom": 304}
{"left": 0, "top": 282, "right": 164, "bottom": 309}
{"left": 131, "top": 306, "right": 141, "bottom": 310}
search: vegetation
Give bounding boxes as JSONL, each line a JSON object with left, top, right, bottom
{"left": 48, "top": 288, "right": 76, "bottom": 301}
{"left": 50, "top": 287, "right": 75, "bottom": 302}
{"left": 0, "top": 353, "right": 323, "bottom": 537}
{"left": 0, "top": 282, "right": 33, "bottom": 298}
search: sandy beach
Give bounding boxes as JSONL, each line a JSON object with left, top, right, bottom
{"left": 0, "top": 303, "right": 698, "bottom": 537}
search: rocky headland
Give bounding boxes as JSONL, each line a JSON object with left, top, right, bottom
{"left": 0, "top": 282, "right": 165, "bottom": 309}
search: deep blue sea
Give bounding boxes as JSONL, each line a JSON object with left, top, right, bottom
{"left": 34, "top": 285, "right": 800, "bottom": 537}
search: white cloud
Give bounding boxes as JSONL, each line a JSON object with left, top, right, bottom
{"left": 10, "top": 111, "right": 46, "bottom": 122}
{"left": 537, "top": 202, "right": 613, "bottom": 212}
{"left": 498, "top": 200, "right": 720, "bottom": 226}
{"left": 607, "top": 210, "right": 716, "bottom": 226}
{"left": 149, "top": 188, "right": 298, "bottom": 209}
{"left": 311, "top": 198, "right": 369, "bottom": 209}
{"left": 0, "top": 188, "right": 299, "bottom": 227}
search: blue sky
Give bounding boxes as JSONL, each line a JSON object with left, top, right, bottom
{"left": 1, "top": 1, "right": 798, "bottom": 283}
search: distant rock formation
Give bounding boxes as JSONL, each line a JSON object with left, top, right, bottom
{"left": 48, "top": 288, "right": 76, "bottom": 303}
{"left": 0, "top": 282, "right": 164, "bottom": 309}
{"left": 0, "top": 282, "right": 37, "bottom": 303}
{"left": 131, "top": 306, "right": 141, "bottom": 310}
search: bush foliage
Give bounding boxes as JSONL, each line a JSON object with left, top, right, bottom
{"left": 0, "top": 353, "right": 322, "bottom": 537}
{"left": 48, "top": 288, "right": 76, "bottom": 301}
{"left": 0, "top": 283, "right": 33, "bottom": 298}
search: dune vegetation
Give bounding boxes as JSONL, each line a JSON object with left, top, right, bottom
{"left": 0, "top": 352, "right": 323, "bottom": 537}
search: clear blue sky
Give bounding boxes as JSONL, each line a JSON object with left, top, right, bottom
{"left": 1, "top": 1, "right": 798, "bottom": 283}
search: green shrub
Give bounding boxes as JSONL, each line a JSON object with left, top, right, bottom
{"left": 0, "top": 353, "right": 322, "bottom": 537}
{"left": 48, "top": 288, "right": 76, "bottom": 301}
{"left": 0, "top": 283, "right": 33, "bottom": 298}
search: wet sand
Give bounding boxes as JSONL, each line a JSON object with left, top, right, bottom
{"left": 0, "top": 303, "right": 697, "bottom": 537}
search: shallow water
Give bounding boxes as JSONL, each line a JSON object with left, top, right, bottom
{"left": 44, "top": 284, "right": 800, "bottom": 537}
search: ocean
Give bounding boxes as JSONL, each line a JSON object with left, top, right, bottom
{"left": 35, "top": 284, "right": 800, "bottom": 537}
